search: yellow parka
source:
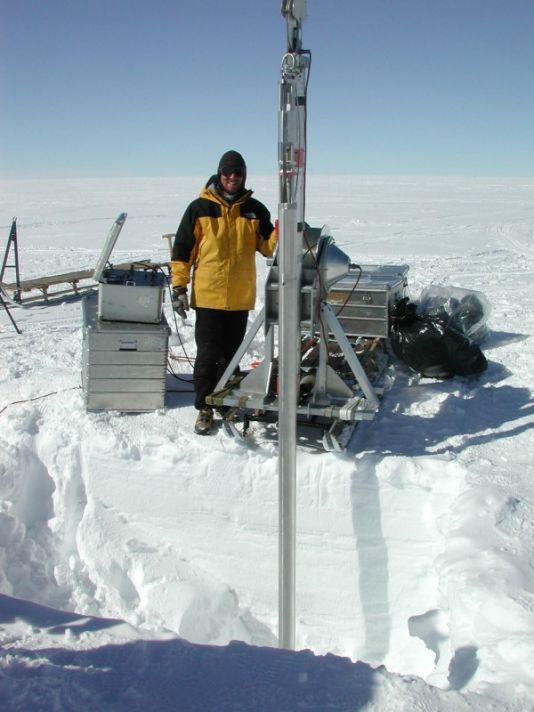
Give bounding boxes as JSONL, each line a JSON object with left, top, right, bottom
{"left": 171, "top": 178, "right": 277, "bottom": 311}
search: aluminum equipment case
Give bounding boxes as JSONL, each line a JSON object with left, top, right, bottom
{"left": 327, "top": 264, "right": 409, "bottom": 338}
{"left": 82, "top": 293, "right": 170, "bottom": 412}
{"left": 94, "top": 213, "right": 166, "bottom": 324}
{"left": 98, "top": 267, "right": 166, "bottom": 324}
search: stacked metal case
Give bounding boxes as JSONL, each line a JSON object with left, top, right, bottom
{"left": 81, "top": 214, "right": 170, "bottom": 412}
{"left": 327, "top": 264, "right": 409, "bottom": 338}
{"left": 82, "top": 294, "right": 169, "bottom": 412}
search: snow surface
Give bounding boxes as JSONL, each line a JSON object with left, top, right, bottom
{"left": 1, "top": 176, "right": 533, "bottom": 711}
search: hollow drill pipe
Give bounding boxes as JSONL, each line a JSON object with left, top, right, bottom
{"left": 277, "top": 0, "right": 308, "bottom": 651}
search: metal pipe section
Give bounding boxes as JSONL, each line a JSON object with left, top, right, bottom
{"left": 278, "top": 0, "right": 308, "bottom": 651}
{"left": 277, "top": 203, "right": 301, "bottom": 650}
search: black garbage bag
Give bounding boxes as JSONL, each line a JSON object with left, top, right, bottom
{"left": 390, "top": 298, "right": 487, "bottom": 379}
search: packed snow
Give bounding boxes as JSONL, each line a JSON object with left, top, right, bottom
{"left": 1, "top": 176, "right": 533, "bottom": 711}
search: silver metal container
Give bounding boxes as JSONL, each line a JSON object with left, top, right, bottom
{"left": 97, "top": 268, "right": 165, "bottom": 324}
{"left": 327, "top": 264, "right": 409, "bottom": 338}
{"left": 93, "top": 213, "right": 166, "bottom": 324}
{"left": 82, "top": 294, "right": 170, "bottom": 412}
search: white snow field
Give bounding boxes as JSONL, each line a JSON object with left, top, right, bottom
{"left": 1, "top": 175, "right": 533, "bottom": 711}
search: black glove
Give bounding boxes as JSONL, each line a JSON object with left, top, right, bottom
{"left": 172, "top": 287, "right": 189, "bottom": 319}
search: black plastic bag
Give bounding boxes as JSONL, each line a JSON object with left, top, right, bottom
{"left": 390, "top": 298, "right": 487, "bottom": 379}
{"left": 418, "top": 285, "right": 490, "bottom": 343}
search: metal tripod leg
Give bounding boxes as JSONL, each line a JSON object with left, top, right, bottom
{"left": 1, "top": 218, "right": 22, "bottom": 303}
{"left": 0, "top": 290, "right": 22, "bottom": 334}
{"left": 213, "top": 307, "right": 266, "bottom": 392}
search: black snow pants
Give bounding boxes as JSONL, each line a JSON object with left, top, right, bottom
{"left": 193, "top": 307, "right": 249, "bottom": 410}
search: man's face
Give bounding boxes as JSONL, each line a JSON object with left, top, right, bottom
{"left": 219, "top": 169, "right": 245, "bottom": 195}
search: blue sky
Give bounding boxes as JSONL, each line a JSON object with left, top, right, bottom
{"left": 1, "top": 0, "right": 533, "bottom": 178}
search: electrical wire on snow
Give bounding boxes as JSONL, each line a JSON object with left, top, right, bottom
{"left": 166, "top": 354, "right": 194, "bottom": 391}
{"left": 0, "top": 386, "right": 82, "bottom": 416}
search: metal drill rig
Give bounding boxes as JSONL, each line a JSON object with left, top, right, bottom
{"left": 206, "top": 1, "right": 407, "bottom": 451}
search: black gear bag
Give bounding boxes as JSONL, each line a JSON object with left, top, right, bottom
{"left": 390, "top": 298, "right": 487, "bottom": 379}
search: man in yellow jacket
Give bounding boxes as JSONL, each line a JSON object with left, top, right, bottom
{"left": 171, "top": 150, "right": 278, "bottom": 434}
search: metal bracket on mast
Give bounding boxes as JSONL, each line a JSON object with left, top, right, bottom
{"left": 281, "top": 0, "right": 307, "bottom": 47}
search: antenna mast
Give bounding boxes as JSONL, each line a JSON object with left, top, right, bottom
{"left": 278, "top": 0, "right": 309, "bottom": 650}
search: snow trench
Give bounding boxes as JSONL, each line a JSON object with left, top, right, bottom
{"left": 3, "top": 265, "right": 534, "bottom": 697}
{"left": 1, "top": 381, "right": 483, "bottom": 688}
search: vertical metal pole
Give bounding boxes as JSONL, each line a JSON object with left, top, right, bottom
{"left": 278, "top": 0, "right": 308, "bottom": 650}
{"left": 278, "top": 203, "right": 301, "bottom": 649}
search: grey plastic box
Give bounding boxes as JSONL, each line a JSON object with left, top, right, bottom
{"left": 82, "top": 294, "right": 170, "bottom": 412}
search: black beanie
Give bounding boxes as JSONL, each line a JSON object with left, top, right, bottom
{"left": 218, "top": 150, "right": 247, "bottom": 177}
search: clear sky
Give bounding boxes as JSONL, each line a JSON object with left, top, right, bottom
{"left": 1, "top": 0, "right": 533, "bottom": 178}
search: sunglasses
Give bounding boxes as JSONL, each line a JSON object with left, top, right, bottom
{"left": 220, "top": 166, "right": 245, "bottom": 177}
